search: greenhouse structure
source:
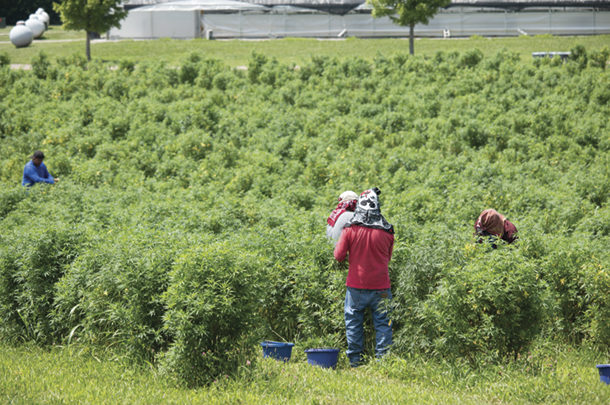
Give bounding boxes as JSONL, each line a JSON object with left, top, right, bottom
{"left": 109, "top": 0, "right": 610, "bottom": 39}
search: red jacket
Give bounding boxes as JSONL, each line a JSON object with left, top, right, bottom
{"left": 502, "top": 220, "right": 518, "bottom": 243}
{"left": 334, "top": 225, "right": 394, "bottom": 289}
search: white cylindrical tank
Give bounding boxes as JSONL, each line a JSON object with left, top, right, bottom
{"left": 10, "top": 22, "right": 34, "bottom": 48}
{"left": 26, "top": 17, "right": 45, "bottom": 39}
{"left": 36, "top": 9, "right": 51, "bottom": 28}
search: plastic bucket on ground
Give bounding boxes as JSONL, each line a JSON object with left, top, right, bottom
{"left": 597, "top": 364, "right": 610, "bottom": 385}
{"left": 260, "top": 341, "right": 294, "bottom": 361}
{"left": 304, "top": 348, "right": 340, "bottom": 369}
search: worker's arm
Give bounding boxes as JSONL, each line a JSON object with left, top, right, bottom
{"left": 334, "top": 228, "right": 350, "bottom": 262}
{"left": 41, "top": 165, "right": 57, "bottom": 183}
{"left": 329, "top": 212, "right": 352, "bottom": 243}
{"left": 40, "top": 165, "right": 55, "bottom": 182}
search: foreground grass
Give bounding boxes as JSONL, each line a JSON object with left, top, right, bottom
{"left": 0, "top": 26, "right": 608, "bottom": 66}
{"left": 1, "top": 343, "right": 608, "bottom": 404}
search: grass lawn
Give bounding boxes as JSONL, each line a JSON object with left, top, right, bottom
{"left": 0, "top": 25, "right": 83, "bottom": 42}
{"left": 0, "top": 26, "right": 608, "bottom": 66}
{"left": 1, "top": 343, "right": 608, "bottom": 404}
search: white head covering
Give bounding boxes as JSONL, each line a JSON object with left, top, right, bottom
{"left": 338, "top": 190, "right": 358, "bottom": 203}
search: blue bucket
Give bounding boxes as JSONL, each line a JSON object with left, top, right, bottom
{"left": 260, "top": 341, "right": 294, "bottom": 361}
{"left": 597, "top": 364, "right": 610, "bottom": 385}
{"left": 305, "top": 348, "right": 340, "bottom": 369}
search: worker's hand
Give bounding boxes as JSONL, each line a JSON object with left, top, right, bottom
{"left": 335, "top": 260, "right": 348, "bottom": 271}
{"left": 54, "top": 177, "right": 60, "bottom": 183}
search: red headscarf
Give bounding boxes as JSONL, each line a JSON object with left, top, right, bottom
{"left": 475, "top": 209, "right": 506, "bottom": 237}
{"left": 327, "top": 199, "right": 357, "bottom": 227}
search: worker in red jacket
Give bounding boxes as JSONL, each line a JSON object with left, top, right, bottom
{"left": 334, "top": 187, "right": 394, "bottom": 367}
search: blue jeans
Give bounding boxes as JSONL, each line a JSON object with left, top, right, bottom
{"left": 344, "top": 287, "right": 393, "bottom": 367}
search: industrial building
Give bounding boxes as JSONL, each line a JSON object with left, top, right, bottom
{"left": 108, "top": 0, "right": 610, "bottom": 39}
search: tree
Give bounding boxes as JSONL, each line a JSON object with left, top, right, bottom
{"left": 53, "top": 0, "right": 127, "bottom": 61}
{"left": 368, "top": 0, "right": 451, "bottom": 55}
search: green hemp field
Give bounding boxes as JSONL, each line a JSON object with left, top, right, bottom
{"left": 0, "top": 35, "right": 608, "bottom": 403}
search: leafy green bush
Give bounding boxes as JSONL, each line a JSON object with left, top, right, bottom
{"left": 253, "top": 227, "right": 345, "bottom": 341}
{"left": 31, "top": 51, "right": 51, "bottom": 80}
{"left": 56, "top": 53, "right": 87, "bottom": 69}
{"left": 0, "top": 52, "right": 10, "bottom": 67}
{"left": 538, "top": 246, "right": 591, "bottom": 341}
{"left": 0, "top": 246, "right": 22, "bottom": 341}
{"left": 0, "top": 186, "right": 28, "bottom": 219}
{"left": 159, "top": 240, "right": 268, "bottom": 386}
{"left": 570, "top": 45, "right": 588, "bottom": 69}
{"left": 458, "top": 48, "right": 484, "bottom": 68}
{"left": 401, "top": 246, "right": 543, "bottom": 361}
{"left": 588, "top": 47, "right": 609, "bottom": 69}
{"left": 0, "top": 219, "right": 86, "bottom": 343}
{"left": 52, "top": 230, "right": 181, "bottom": 360}
{"left": 583, "top": 261, "right": 610, "bottom": 346}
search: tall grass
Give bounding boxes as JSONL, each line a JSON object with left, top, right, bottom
{"left": 1, "top": 342, "right": 608, "bottom": 404}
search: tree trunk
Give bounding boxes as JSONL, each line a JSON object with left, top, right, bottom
{"left": 409, "top": 23, "right": 415, "bottom": 55}
{"left": 86, "top": 30, "right": 91, "bottom": 61}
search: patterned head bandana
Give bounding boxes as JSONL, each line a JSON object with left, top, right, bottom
{"left": 349, "top": 187, "right": 394, "bottom": 234}
{"left": 327, "top": 191, "right": 358, "bottom": 227}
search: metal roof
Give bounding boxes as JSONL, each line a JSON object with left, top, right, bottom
{"left": 123, "top": 0, "right": 610, "bottom": 6}
{"left": 122, "top": 0, "right": 610, "bottom": 14}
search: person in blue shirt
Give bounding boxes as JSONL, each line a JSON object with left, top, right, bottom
{"left": 22, "top": 151, "right": 59, "bottom": 187}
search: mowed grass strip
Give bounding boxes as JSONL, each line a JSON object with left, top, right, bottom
{"left": 0, "top": 25, "right": 83, "bottom": 41}
{"left": 0, "top": 26, "right": 608, "bottom": 66}
{"left": 1, "top": 343, "right": 608, "bottom": 404}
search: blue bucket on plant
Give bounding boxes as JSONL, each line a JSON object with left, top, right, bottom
{"left": 304, "top": 348, "right": 340, "bottom": 369}
{"left": 260, "top": 341, "right": 294, "bottom": 361}
{"left": 597, "top": 364, "right": 610, "bottom": 385}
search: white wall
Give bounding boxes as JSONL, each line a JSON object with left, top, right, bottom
{"left": 110, "top": 10, "right": 200, "bottom": 39}
{"left": 108, "top": 8, "right": 610, "bottom": 39}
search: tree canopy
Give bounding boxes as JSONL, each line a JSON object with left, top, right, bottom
{"left": 53, "top": 0, "right": 127, "bottom": 60}
{"left": 368, "top": 0, "right": 451, "bottom": 54}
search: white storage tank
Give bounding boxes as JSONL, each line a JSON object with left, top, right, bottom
{"left": 10, "top": 22, "right": 34, "bottom": 48}
{"left": 36, "top": 9, "right": 51, "bottom": 29}
{"left": 26, "top": 16, "right": 46, "bottom": 38}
